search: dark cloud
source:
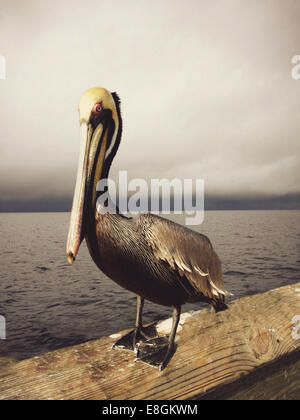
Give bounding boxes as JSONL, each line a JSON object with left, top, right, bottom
{"left": 0, "top": 0, "right": 299, "bottom": 211}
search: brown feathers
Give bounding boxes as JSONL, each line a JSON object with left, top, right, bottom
{"left": 136, "top": 213, "right": 229, "bottom": 301}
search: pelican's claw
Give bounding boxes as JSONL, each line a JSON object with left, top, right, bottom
{"left": 112, "top": 322, "right": 158, "bottom": 352}
{"left": 135, "top": 336, "right": 175, "bottom": 370}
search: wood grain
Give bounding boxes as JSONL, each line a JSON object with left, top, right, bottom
{"left": 0, "top": 283, "right": 299, "bottom": 400}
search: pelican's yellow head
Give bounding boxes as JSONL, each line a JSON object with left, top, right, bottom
{"left": 66, "top": 87, "right": 121, "bottom": 264}
{"left": 79, "top": 87, "right": 118, "bottom": 126}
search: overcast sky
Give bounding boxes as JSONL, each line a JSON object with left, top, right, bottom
{"left": 0, "top": 0, "right": 299, "bottom": 204}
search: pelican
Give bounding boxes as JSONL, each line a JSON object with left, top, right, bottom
{"left": 66, "top": 87, "right": 229, "bottom": 370}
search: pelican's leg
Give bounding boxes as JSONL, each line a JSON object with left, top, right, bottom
{"left": 112, "top": 296, "right": 158, "bottom": 351}
{"left": 135, "top": 305, "right": 181, "bottom": 370}
{"left": 159, "top": 305, "right": 181, "bottom": 371}
{"left": 133, "top": 296, "right": 144, "bottom": 348}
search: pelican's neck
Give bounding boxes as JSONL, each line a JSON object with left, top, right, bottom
{"left": 93, "top": 91, "right": 123, "bottom": 218}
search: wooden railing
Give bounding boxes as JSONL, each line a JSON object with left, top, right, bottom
{"left": 0, "top": 282, "right": 299, "bottom": 400}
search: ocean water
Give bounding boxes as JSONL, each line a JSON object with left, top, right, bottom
{"left": 0, "top": 210, "right": 299, "bottom": 361}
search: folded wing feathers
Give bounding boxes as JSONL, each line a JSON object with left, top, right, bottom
{"left": 138, "top": 214, "right": 229, "bottom": 300}
{"left": 207, "top": 273, "right": 228, "bottom": 296}
{"left": 194, "top": 266, "right": 209, "bottom": 276}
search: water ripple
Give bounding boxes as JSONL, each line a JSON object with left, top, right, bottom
{"left": 1, "top": 210, "right": 299, "bottom": 361}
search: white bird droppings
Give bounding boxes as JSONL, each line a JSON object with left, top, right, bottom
{"left": 109, "top": 333, "right": 122, "bottom": 339}
{"left": 157, "top": 310, "right": 201, "bottom": 334}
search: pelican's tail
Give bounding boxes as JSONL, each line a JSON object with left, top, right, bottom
{"left": 211, "top": 299, "right": 228, "bottom": 313}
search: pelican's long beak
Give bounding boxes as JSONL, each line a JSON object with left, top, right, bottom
{"left": 66, "top": 121, "right": 108, "bottom": 264}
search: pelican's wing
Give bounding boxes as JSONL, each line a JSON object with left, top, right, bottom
{"left": 136, "top": 213, "right": 229, "bottom": 300}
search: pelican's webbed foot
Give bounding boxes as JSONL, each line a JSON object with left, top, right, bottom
{"left": 112, "top": 322, "right": 158, "bottom": 351}
{"left": 135, "top": 336, "right": 176, "bottom": 371}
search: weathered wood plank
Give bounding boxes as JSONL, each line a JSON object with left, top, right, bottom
{"left": 0, "top": 283, "right": 299, "bottom": 400}
{"left": 203, "top": 352, "right": 300, "bottom": 400}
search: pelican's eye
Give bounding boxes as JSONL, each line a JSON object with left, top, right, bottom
{"left": 92, "top": 102, "right": 103, "bottom": 116}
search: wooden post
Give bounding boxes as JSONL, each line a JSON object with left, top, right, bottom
{"left": 0, "top": 283, "right": 299, "bottom": 400}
